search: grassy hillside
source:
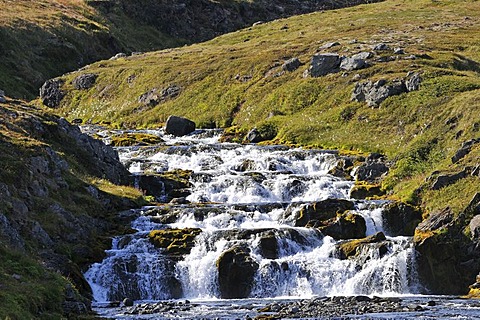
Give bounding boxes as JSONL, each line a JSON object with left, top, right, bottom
{"left": 54, "top": 0, "right": 480, "bottom": 213}
{"left": 0, "top": 0, "right": 378, "bottom": 100}
{"left": 0, "top": 98, "right": 146, "bottom": 318}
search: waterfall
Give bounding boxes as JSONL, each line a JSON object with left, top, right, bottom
{"left": 85, "top": 129, "right": 419, "bottom": 303}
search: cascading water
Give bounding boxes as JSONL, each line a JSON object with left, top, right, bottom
{"left": 84, "top": 128, "right": 420, "bottom": 311}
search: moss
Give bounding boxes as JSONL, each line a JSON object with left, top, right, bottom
{"left": 110, "top": 132, "right": 164, "bottom": 147}
{"left": 350, "top": 181, "right": 385, "bottom": 199}
{"left": 149, "top": 228, "right": 202, "bottom": 255}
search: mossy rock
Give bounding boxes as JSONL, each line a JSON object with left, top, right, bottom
{"left": 110, "top": 133, "right": 164, "bottom": 147}
{"left": 350, "top": 181, "right": 385, "bottom": 199}
{"left": 337, "top": 231, "right": 387, "bottom": 259}
{"left": 290, "top": 199, "right": 355, "bottom": 227}
{"left": 466, "top": 288, "right": 480, "bottom": 298}
{"left": 318, "top": 212, "right": 367, "bottom": 240}
{"left": 149, "top": 228, "right": 202, "bottom": 256}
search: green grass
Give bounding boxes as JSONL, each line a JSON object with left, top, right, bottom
{"left": 52, "top": 0, "right": 480, "bottom": 216}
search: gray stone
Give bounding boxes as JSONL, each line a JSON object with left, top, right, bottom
{"left": 123, "top": 298, "right": 134, "bottom": 307}
{"left": 39, "top": 79, "right": 65, "bottom": 108}
{"left": 452, "top": 138, "right": 480, "bottom": 163}
{"left": 340, "top": 56, "right": 368, "bottom": 71}
{"left": 165, "top": 115, "right": 196, "bottom": 137}
{"left": 430, "top": 171, "right": 467, "bottom": 190}
{"left": 354, "top": 159, "right": 389, "bottom": 183}
{"left": 72, "top": 73, "right": 98, "bottom": 90}
{"left": 246, "top": 128, "right": 263, "bottom": 143}
{"left": 305, "top": 53, "right": 341, "bottom": 77}
{"left": 110, "top": 53, "right": 127, "bottom": 60}
{"left": 469, "top": 215, "right": 480, "bottom": 240}
{"left": 0, "top": 214, "right": 26, "bottom": 251}
{"left": 382, "top": 202, "right": 422, "bottom": 236}
{"left": 352, "top": 79, "right": 407, "bottom": 107}
{"left": 139, "top": 85, "right": 181, "bottom": 107}
{"left": 0, "top": 89, "right": 6, "bottom": 103}
{"left": 394, "top": 48, "right": 405, "bottom": 54}
{"left": 416, "top": 207, "right": 454, "bottom": 232}
{"left": 405, "top": 72, "right": 422, "bottom": 91}
{"left": 282, "top": 58, "right": 301, "bottom": 72}
{"left": 373, "top": 43, "right": 390, "bottom": 51}
{"left": 352, "top": 51, "right": 374, "bottom": 60}
{"left": 319, "top": 42, "right": 340, "bottom": 50}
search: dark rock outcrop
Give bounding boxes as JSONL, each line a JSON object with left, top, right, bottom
{"left": 165, "top": 115, "right": 196, "bottom": 136}
{"left": 354, "top": 153, "right": 389, "bottom": 183}
{"left": 451, "top": 138, "right": 480, "bottom": 163}
{"left": 40, "top": 78, "right": 65, "bottom": 108}
{"left": 282, "top": 57, "right": 301, "bottom": 72}
{"left": 429, "top": 170, "right": 467, "bottom": 190}
{"left": 337, "top": 231, "right": 387, "bottom": 259}
{"left": 72, "top": 73, "right": 98, "bottom": 90}
{"left": 149, "top": 228, "right": 202, "bottom": 257}
{"left": 319, "top": 212, "right": 367, "bottom": 240}
{"left": 216, "top": 245, "right": 259, "bottom": 299}
{"left": 382, "top": 202, "right": 422, "bottom": 236}
{"left": 246, "top": 128, "right": 264, "bottom": 143}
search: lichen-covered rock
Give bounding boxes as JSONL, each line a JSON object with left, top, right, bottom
{"left": 72, "top": 73, "right": 98, "bottom": 90}
{"left": 304, "top": 53, "right": 341, "bottom": 77}
{"left": 40, "top": 78, "right": 65, "bottom": 108}
{"left": 340, "top": 56, "right": 368, "bottom": 71}
{"left": 405, "top": 72, "right": 422, "bottom": 91}
{"left": 165, "top": 115, "right": 196, "bottom": 136}
{"left": 349, "top": 182, "right": 384, "bottom": 199}
{"left": 216, "top": 245, "right": 259, "bottom": 299}
{"left": 352, "top": 79, "right": 406, "bottom": 107}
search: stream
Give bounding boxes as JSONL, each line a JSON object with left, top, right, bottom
{"left": 83, "top": 128, "right": 480, "bottom": 319}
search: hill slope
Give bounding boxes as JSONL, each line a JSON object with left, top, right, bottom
{"left": 0, "top": 0, "right": 379, "bottom": 99}
{"left": 0, "top": 97, "right": 146, "bottom": 318}
{"left": 52, "top": 0, "right": 480, "bottom": 294}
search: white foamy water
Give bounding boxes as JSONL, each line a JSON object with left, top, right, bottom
{"left": 84, "top": 129, "right": 419, "bottom": 304}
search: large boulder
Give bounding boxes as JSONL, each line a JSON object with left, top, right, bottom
{"left": 165, "top": 115, "right": 196, "bottom": 136}
{"left": 40, "top": 79, "right": 65, "bottom": 108}
{"left": 430, "top": 170, "right": 467, "bottom": 190}
{"left": 149, "top": 228, "right": 202, "bottom": 257}
{"left": 216, "top": 245, "right": 259, "bottom": 299}
{"left": 352, "top": 79, "right": 406, "bottom": 107}
{"left": 304, "top": 53, "right": 341, "bottom": 77}
{"left": 285, "top": 198, "right": 355, "bottom": 227}
{"left": 354, "top": 153, "right": 389, "bottom": 183}
{"left": 382, "top": 202, "right": 422, "bottom": 236}
{"left": 337, "top": 231, "right": 387, "bottom": 259}
{"left": 318, "top": 212, "right": 367, "bottom": 240}
{"left": 72, "top": 73, "right": 98, "bottom": 90}
{"left": 282, "top": 57, "right": 301, "bottom": 72}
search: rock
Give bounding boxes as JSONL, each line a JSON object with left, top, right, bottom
{"left": 337, "top": 232, "right": 387, "bottom": 259}
{"left": 110, "top": 52, "right": 127, "bottom": 60}
{"left": 259, "top": 232, "right": 278, "bottom": 259}
{"left": 394, "top": 47, "right": 405, "bottom": 54}
{"left": 405, "top": 72, "right": 422, "bottom": 91}
{"left": 319, "top": 212, "right": 367, "bottom": 240}
{"left": 0, "top": 89, "right": 6, "bottom": 103}
{"left": 451, "top": 138, "right": 480, "bottom": 163}
{"left": 382, "top": 202, "right": 422, "bottom": 236}
{"left": 373, "top": 43, "right": 390, "bottom": 51}
{"left": 352, "top": 51, "right": 374, "bottom": 60}
{"left": 354, "top": 155, "right": 389, "bottom": 183}
{"left": 149, "top": 228, "right": 202, "bottom": 257}
{"left": 39, "top": 79, "right": 65, "bottom": 108}
{"left": 246, "top": 128, "right": 263, "bottom": 143}
{"left": 416, "top": 207, "right": 454, "bottom": 234}
{"left": 216, "top": 245, "right": 259, "bottom": 299}
{"left": 165, "top": 115, "right": 196, "bottom": 136}
{"left": 286, "top": 198, "right": 355, "bottom": 227}
{"left": 430, "top": 170, "right": 467, "bottom": 190}
{"left": 470, "top": 215, "right": 480, "bottom": 240}
{"left": 233, "top": 159, "right": 256, "bottom": 172}
{"left": 349, "top": 182, "right": 384, "bottom": 199}
{"left": 72, "top": 73, "right": 98, "bottom": 90}
{"left": 352, "top": 79, "right": 407, "bottom": 107}
{"left": 139, "top": 85, "right": 181, "bottom": 107}
{"left": 319, "top": 42, "right": 340, "bottom": 50}
{"left": 282, "top": 57, "right": 301, "bottom": 72}
{"left": 340, "top": 56, "right": 368, "bottom": 71}
{"left": 123, "top": 298, "right": 134, "bottom": 307}
{"left": 304, "top": 53, "right": 341, "bottom": 77}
